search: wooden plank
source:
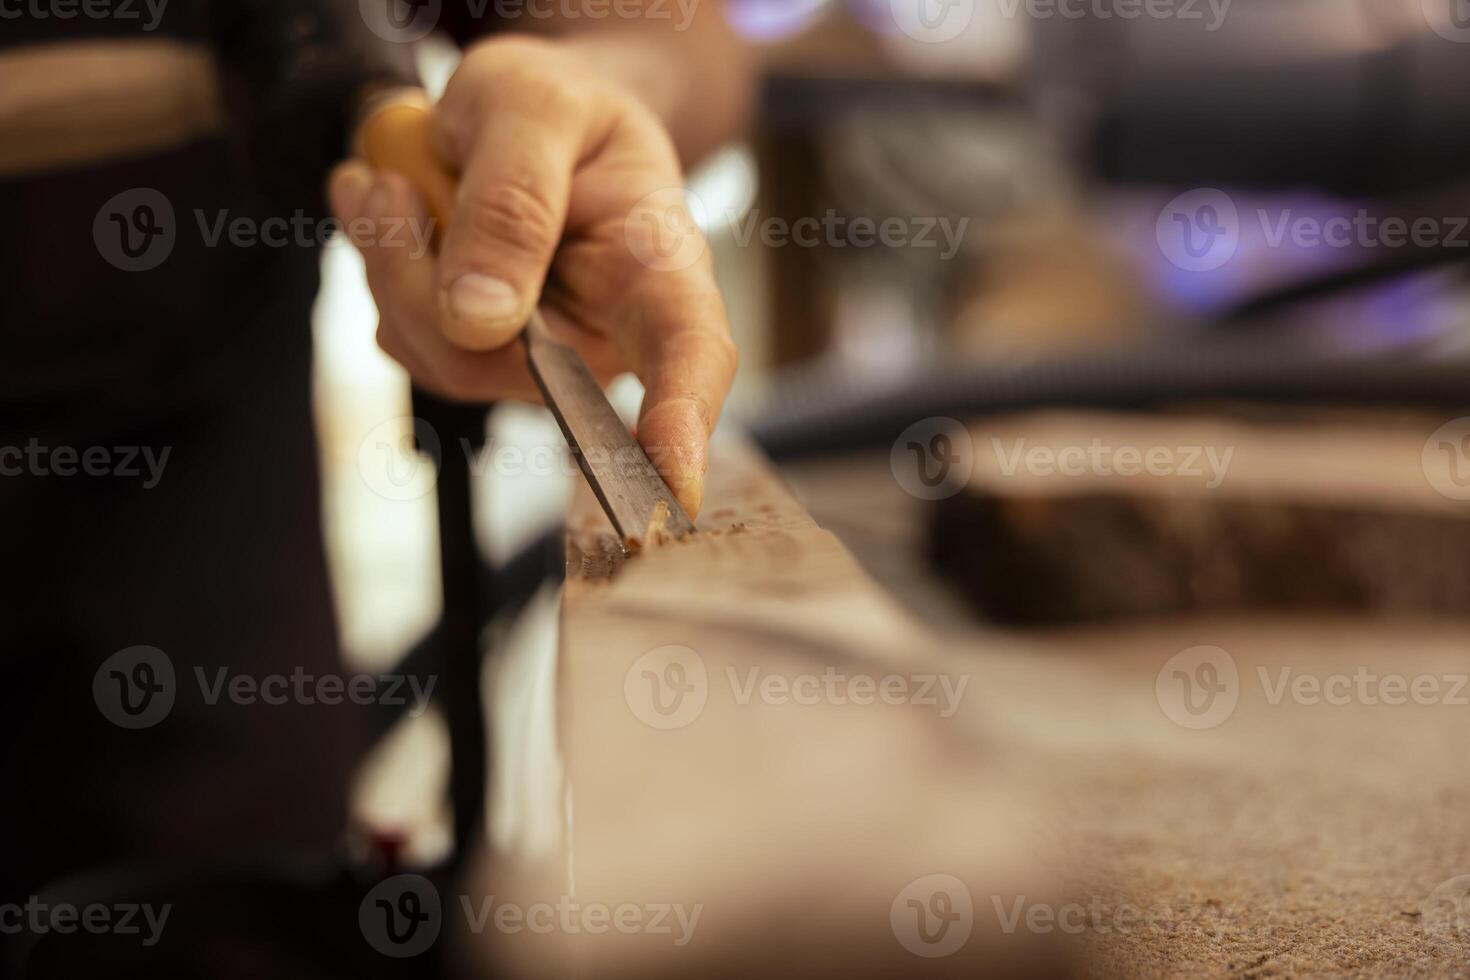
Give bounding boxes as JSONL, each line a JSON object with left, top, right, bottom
{"left": 453, "top": 439, "right": 1068, "bottom": 978}
{"left": 930, "top": 408, "right": 1470, "bottom": 624}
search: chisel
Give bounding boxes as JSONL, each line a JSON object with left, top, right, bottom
{"left": 356, "top": 91, "right": 696, "bottom": 547}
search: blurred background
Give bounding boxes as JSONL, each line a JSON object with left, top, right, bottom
{"left": 323, "top": 0, "right": 1470, "bottom": 872}
{"left": 9, "top": 0, "right": 1470, "bottom": 975}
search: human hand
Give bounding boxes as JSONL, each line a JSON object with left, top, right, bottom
{"left": 328, "top": 37, "right": 737, "bottom": 517}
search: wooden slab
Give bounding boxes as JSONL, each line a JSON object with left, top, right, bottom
{"left": 930, "top": 408, "right": 1470, "bottom": 624}
{"left": 453, "top": 439, "right": 1070, "bottom": 978}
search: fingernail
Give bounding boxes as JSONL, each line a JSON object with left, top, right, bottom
{"left": 330, "top": 164, "right": 372, "bottom": 219}
{"left": 363, "top": 180, "right": 392, "bottom": 222}
{"left": 675, "top": 477, "right": 703, "bottom": 520}
{"left": 446, "top": 273, "right": 521, "bottom": 324}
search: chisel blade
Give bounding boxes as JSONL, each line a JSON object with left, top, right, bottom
{"left": 523, "top": 311, "right": 697, "bottom": 547}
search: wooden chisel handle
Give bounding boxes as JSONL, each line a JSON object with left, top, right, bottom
{"left": 354, "top": 90, "right": 456, "bottom": 235}
{"left": 352, "top": 90, "right": 559, "bottom": 343}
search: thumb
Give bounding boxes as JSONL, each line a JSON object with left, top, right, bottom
{"left": 432, "top": 105, "right": 584, "bottom": 351}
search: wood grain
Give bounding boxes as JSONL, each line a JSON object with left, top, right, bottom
{"left": 931, "top": 408, "right": 1470, "bottom": 624}
{"left": 453, "top": 438, "right": 1070, "bottom": 979}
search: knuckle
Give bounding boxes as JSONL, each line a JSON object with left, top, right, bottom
{"left": 619, "top": 96, "right": 677, "bottom": 149}
{"left": 431, "top": 107, "right": 475, "bottom": 166}
{"left": 458, "top": 180, "right": 561, "bottom": 263}
{"left": 694, "top": 327, "right": 739, "bottom": 382}
{"left": 465, "top": 35, "right": 556, "bottom": 71}
{"left": 461, "top": 39, "right": 588, "bottom": 117}
{"left": 714, "top": 331, "right": 739, "bottom": 376}
{"left": 374, "top": 320, "right": 406, "bottom": 361}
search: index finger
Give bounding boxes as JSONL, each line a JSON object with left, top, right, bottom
{"left": 629, "top": 282, "right": 739, "bottom": 520}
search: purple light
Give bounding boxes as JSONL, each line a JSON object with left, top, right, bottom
{"left": 724, "top": 0, "right": 830, "bottom": 42}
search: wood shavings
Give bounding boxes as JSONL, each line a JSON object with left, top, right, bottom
{"left": 623, "top": 501, "right": 680, "bottom": 555}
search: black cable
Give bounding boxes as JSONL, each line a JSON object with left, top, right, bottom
{"left": 1220, "top": 246, "right": 1470, "bottom": 324}
{"left": 367, "top": 527, "right": 562, "bottom": 746}
{"left": 749, "top": 342, "right": 1470, "bottom": 462}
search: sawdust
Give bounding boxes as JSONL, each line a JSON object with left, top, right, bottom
{"left": 963, "top": 616, "right": 1470, "bottom": 978}
{"left": 622, "top": 501, "right": 675, "bottom": 555}
{"left": 572, "top": 502, "right": 766, "bottom": 583}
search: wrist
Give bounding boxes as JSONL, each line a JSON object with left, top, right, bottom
{"left": 560, "top": 34, "right": 687, "bottom": 130}
{"left": 559, "top": 31, "right": 750, "bottom": 166}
